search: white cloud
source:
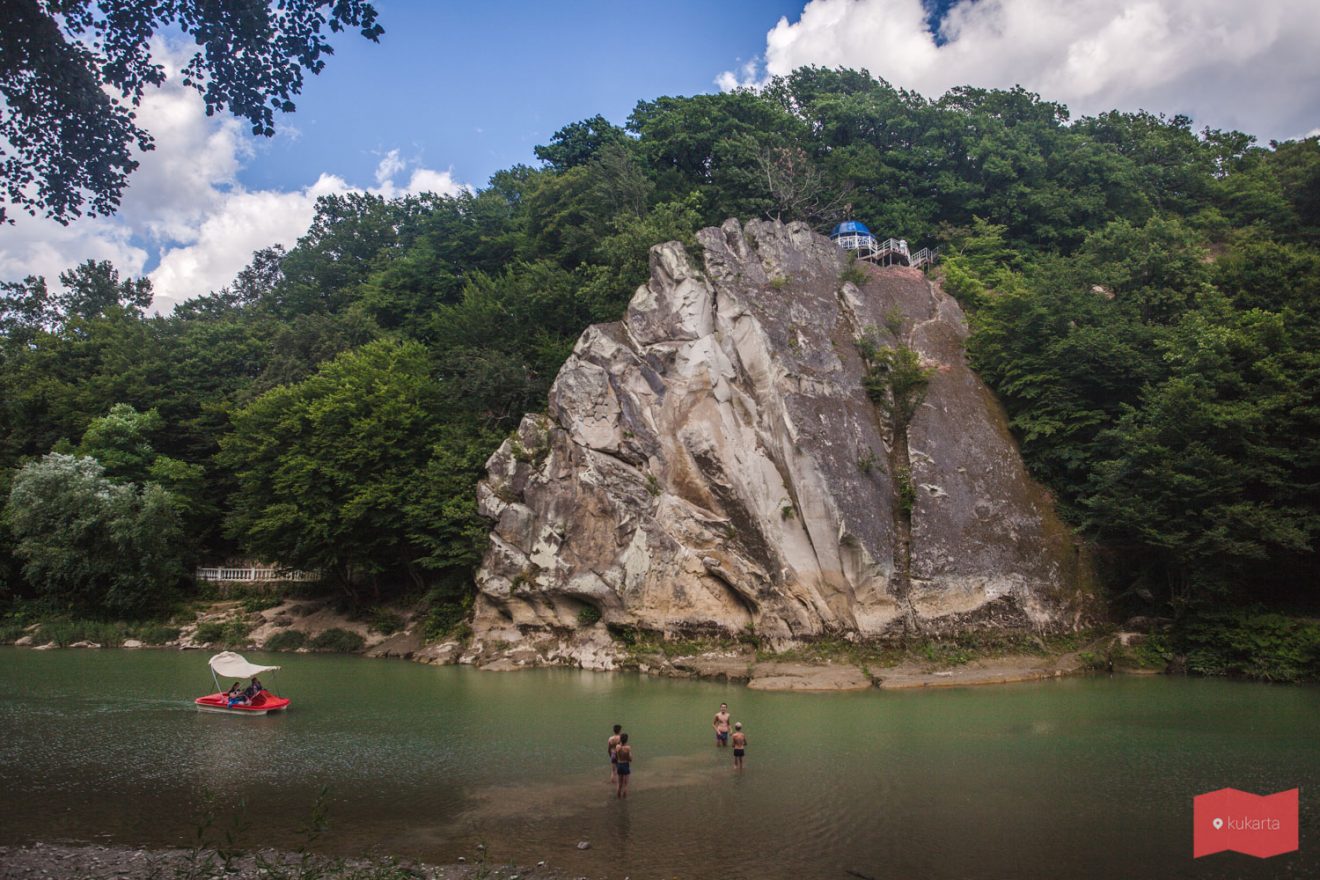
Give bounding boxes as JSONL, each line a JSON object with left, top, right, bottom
{"left": 373, "top": 149, "right": 408, "bottom": 189}
{"left": 722, "top": 0, "right": 1320, "bottom": 140}
{"left": 0, "top": 216, "right": 148, "bottom": 289}
{"left": 369, "top": 150, "right": 469, "bottom": 200}
{"left": 147, "top": 173, "right": 351, "bottom": 312}
{"left": 717, "top": 59, "right": 763, "bottom": 93}
{"left": 403, "top": 167, "right": 468, "bottom": 198}
{"left": 146, "top": 151, "right": 467, "bottom": 313}
{"left": 1, "top": 43, "right": 469, "bottom": 314}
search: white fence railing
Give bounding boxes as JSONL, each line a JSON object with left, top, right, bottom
{"left": 909, "top": 247, "right": 940, "bottom": 268}
{"left": 196, "top": 566, "right": 320, "bottom": 583}
{"left": 834, "top": 234, "right": 939, "bottom": 269}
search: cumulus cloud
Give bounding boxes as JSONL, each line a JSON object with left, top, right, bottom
{"left": 147, "top": 149, "right": 467, "bottom": 313}
{"left": 722, "top": 0, "right": 1320, "bottom": 141}
{"left": 0, "top": 216, "right": 148, "bottom": 289}
{"left": 1, "top": 43, "right": 469, "bottom": 314}
{"left": 147, "top": 173, "right": 351, "bottom": 312}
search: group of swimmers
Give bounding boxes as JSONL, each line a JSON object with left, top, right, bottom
{"left": 606, "top": 701, "right": 750, "bottom": 799}
{"left": 223, "top": 677, "right": 264, "bottom": 707}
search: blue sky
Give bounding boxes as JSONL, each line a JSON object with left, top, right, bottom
{"left": 3, "top": 0, "right": 1315, "bottom": 311}
{"left": 242, "top": 0, "right": 808, "bottom": 192}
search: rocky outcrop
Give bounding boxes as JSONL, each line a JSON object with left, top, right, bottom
{"left": 468, "top": 219, "right": 1096, "bottom": 669}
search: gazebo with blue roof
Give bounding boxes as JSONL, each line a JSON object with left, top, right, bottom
{"left": 828, "top": 219, "right": 934, "bottom": 267}
{"left": 830, "top": 220, "right": 878, "bottom": 253}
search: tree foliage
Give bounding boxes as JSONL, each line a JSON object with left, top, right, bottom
{"left": 219, "top": 339, "right": 492, "bottom": 599}
{"left": 4, "top": 453, "right": 187, "bottom": 613}
{"left": 0, "top": 0, "right": 384, "bottom": 224}
{"left": 1, "top": 67, "right": 1317, "bottom": 622}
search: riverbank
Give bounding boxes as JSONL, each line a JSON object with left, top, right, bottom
{"left": 8, "top": 597, "right": 1314, "bottom": 687}
{"left": 0, "top": 844, "right": 563, "bottom": 880}
{"left": 3, "top": 596, "right": 1127, "bottom": 690}
{"left": 615, "top": 629, "right": 1123, "bottom": 690}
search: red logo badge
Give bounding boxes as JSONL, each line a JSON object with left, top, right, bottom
{"left": 1193, "top": 788, "right": 1299, "bottom": 858}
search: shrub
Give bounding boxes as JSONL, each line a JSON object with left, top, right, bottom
{"left": 607, "top": 623, "right": 639, "bottom": 645}
{"left": 0, "top": 614, "right": 31, "bottom": 643}
{"left": 193, "top": 621, "right": 224, "bottom": 644}
{"left": 264, "top": 629, "right": 308, "bottom": 652}
{"left": 1077, "top": 651, "right": 1106, "bottom": 671}
{"left": 916, "top": 640, "right": 973, "bottom": 667}
{"left": 30, "top": 618, "right": 128, "bottom": 647}
{"left": 194, "top": 618, "right": 251, "bottom": 648}
{"left": 1175, "top": 610, "right": 1320, "bottom": 682}
{"left": 132, "top": 623, "right": 180, "bottom": 645}
{"left": 368, "top": 610, "right": 406, "bottom": 635}
{"left": 420, "top": 585, "right": 472, "bottom": 641}
{"left": 577, "top": 605, "right": 602, "bottom": 626}
{"left": 241, "top": 595, "right": 282, "bottom": 613}
{"left": 310, "top": 628, "right": 365, "bottom": 653}
{"left": 896, "top": 467, "right": 917, "bottom": 516}
{"left": 840, "top": 263, "right": 867, "bottom": 286}
{"left": 882, "top": 304, "right": 904, "bottom": 337}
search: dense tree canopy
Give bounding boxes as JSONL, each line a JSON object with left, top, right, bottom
{"left": 0, "top": 0, "right": 384, "bottom": 224}
{"left": 1, "top": 66, "right": 1317, "bottom": 624}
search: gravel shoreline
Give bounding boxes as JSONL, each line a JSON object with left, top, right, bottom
{"left": 0, "top": 845, "right": 567, "bottom": 880}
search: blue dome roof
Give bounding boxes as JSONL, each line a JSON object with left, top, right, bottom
{"left": 831, "top": 220, "right": 872, "bottom": 237}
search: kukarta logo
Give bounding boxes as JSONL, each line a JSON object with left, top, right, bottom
{"left": 1193, "top": 788, "right": 1299, "bottom": 858}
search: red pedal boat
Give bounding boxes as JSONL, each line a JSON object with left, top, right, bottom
{"left": 195, "top": 651, "right": 291, "bottom": 716}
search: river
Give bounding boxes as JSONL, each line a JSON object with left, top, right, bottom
{"left": 0, "top": 647, "right": 1315, "bottom": 879}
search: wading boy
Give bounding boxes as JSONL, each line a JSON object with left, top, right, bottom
{"left": 731, "top": 722, "right": 747, "bottom": 770}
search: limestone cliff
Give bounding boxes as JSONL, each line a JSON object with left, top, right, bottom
{"left": 467, "top": 219, "right": 1095, "bottom": 668}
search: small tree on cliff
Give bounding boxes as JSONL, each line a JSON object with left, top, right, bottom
{"left": 859, "top": 337, "right": 934, "bottom": 434}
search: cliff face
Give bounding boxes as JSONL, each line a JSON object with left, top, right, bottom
{"left": 467, "top": 219, "right": 1095, "bottom": 668}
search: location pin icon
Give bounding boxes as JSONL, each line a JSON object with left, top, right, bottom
{"left": 1213, "top": 818, "right": 1224, "bottom": 830}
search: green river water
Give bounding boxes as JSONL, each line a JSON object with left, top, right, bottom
{"left": 0, "top": 647, "right": 1315, "bottom": 879}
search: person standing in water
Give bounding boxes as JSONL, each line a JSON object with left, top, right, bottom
{"left": 614, "top": 733, "right": 632, "bottom": 799}
{"left": 607, "top": 724, "right": 623, "bottom": 783}
{"left": 713, "top": 703, "right": 731, "bottom": 747}
{"left": 731, "top": 722, "right": 747, "bottom": 770}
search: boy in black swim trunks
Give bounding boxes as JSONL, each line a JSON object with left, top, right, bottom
{"left": 614, "top": 733, "right": 632, "bottom": 799}
{"left": 731, "top": 722, "right": 747, "bottom": 770}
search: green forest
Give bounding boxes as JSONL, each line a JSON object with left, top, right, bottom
{"left": 2, "top": 68, "right": 1317, "bottom": 669}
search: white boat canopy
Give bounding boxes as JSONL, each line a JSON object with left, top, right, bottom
{"left": 208, "top": 651, "right": 281, "bottom": 679}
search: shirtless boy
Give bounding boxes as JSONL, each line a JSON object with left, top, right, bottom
{"left": 731, "top": 722, "right": 747, "bottom": 770}
{"left": 713, "top": 702, "right": 731, "bottom": 747}
{"left": 607, "top": 724, "right": 622, "bottom": 782}
{"left": 614, "top": 733, "right": 632, "bottom": 799}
